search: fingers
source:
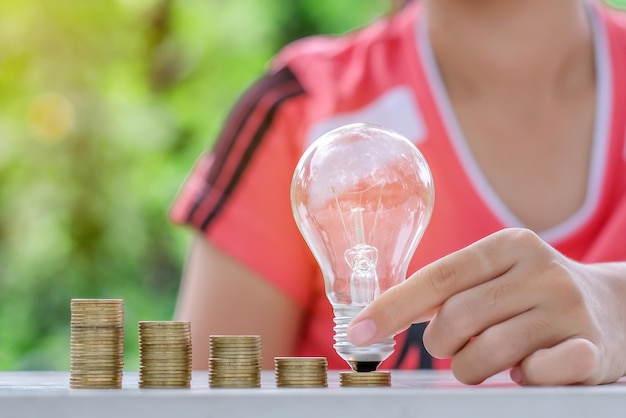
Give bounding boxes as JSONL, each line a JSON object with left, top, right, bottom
{"left": 515, "top": 338, "right": 601, "bottom": 386}
{"left": 344, "top": 227, "right": 626, "bottom": 386}
{"left": 348, "top": 229, "right": 528, "bottom": 346}
{"left": 424, "top": 264, "right": 535, "bottom": 358}
{"left": 450, "top": 309, "right": 561, "bottom": 384}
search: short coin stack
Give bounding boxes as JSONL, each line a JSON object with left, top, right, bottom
{"left": 70, "top": 299, "right": 124, "bottom": 389}
{"left": 209, "top": 335, "right": 262, "bottom": 388}
{"left": 274, "top": 357, "right": 328, "bottom": 388}
{"left": 339, "top": 371, "right": 392, "bottom": 387}
{"left": 138, "top": 321, "right": 192, "bottom": 388}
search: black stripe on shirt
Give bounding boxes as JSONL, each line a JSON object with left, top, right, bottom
{"left": 186, "top": 66, "right": 305, "bottom": 229}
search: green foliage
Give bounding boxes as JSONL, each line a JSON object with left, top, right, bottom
{"left": 605, "top": 0, "right": 626, "bottom": 8}
{"left": 0, "top": 0, "right": 389, "bottom": 370}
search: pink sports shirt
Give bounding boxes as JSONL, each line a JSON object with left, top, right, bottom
{"left": 171, "top": 2, "right": 626, "bottom": 370}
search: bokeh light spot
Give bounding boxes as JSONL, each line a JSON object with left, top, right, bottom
{"left": 27, "top": 92, "right": 75, "bottom": 144}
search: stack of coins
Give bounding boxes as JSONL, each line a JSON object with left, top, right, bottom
{"left": 70, "top": 299, "right": 124, "bottom": 389}
{"left": 209, "top": 335, "right": 262, "bottom": 388}
{"left": 339, "top": 371, "right": 392, "bottom": 387}
{"left": 274, "top": 357, "right": 328, "bottom": 388}
{"left": 138, "top": 321, "right": 192, "bottom": 388}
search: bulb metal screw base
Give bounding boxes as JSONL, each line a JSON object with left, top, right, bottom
{"left": 332, "top": 304, "right": 395, "bottom": 369}
{"left": 349, "top": 360, "right": 381, "bottom": 372}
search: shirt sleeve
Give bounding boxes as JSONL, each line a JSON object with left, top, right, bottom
{"left": 169, "top": 66, "right": 319, "bottom": 308}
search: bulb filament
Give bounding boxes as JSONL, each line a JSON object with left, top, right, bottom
{"left": 344, "top": 207, "right": 380, "bottom": 305}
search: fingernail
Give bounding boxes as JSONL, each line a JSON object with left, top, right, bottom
{"left": 510, "top": 367, "right": 524, "bottom": 385}
{"left": 347, "top": 319, "right": 377, "bottom": 346}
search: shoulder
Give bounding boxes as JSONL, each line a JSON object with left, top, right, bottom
{"left": 269, "top": 3, "right": 422, "bottom": 97}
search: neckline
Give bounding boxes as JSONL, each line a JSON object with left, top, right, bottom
{"left": 415, "top": 2, "right": 612, "bottom": 244}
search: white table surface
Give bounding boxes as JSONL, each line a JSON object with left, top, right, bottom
{"left": 2, "top": 370, "right": 626, "bottom": 418}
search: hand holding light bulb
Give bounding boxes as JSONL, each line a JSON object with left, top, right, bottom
{"left": 291, "top": 123, "right": 434, "bottom": 371}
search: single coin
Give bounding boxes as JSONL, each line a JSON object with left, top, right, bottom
{"left": 339, "top": 371, "right": 391, "bottom": 387}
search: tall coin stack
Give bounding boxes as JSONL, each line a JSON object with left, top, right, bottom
{"left": 339, "top": 371, "right": 392, "bottom": 387}
{"left": 274, "top": 357, "right": 328, "bottom": 388}
{"left": 138, "top": 321, "right": 192, "bottom": 388}
{"left": 70, "top": 299, "right": 124, "bottom": 389}
{"left": 209, "top": 335, "right": 262, "bottom": 388}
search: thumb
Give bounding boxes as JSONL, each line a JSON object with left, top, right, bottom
{"left": 513, "top": 338, "right": 601, "bottom": 386}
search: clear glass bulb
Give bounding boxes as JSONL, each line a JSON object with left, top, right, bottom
{"left": 291, "top": 123, "right": 434, "bottom": 372}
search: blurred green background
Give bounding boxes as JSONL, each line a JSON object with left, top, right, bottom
{"left": 0, "top": 0, "right": 394, "bottom": 371}
{"left": 1, "top": 0, "right": 625, "bottom": 371}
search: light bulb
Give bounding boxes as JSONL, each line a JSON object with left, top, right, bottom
{"left": 291, "top": 123, "right": 434, "bottom": 372}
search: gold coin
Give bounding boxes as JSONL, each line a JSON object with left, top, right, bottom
{"left": 139, "top": 333, "right": 190, "bottom": 339}
{"left": 140, "top": 363, "right": 192, "bottom": 370}
{"left": 275, "top": 357, "right": 327, "bottom": 364}
{"left": 70, "top": 380, "right": 122, "bottom": 385}
{"left": 339, "top": 371, "right": 391, "bottom": 387}
{"left": 209, "top": 335, "right": 260, "bottom": 342}
{"left": 71, "top": 329, "right": 122, "bottom": 335}
{"left": 275, "top": 367, "right": 325, "bottom": 372}
{"left": 70, "top": 383, "right": 122, "bottom": 389}
{"left": 209, "top": 348, "right": 261, "bottom": 355}
{"left": 209, "top": 379, "right": 260, "bottom": 388}
{"left": 209, "top": 370, "right": 260, "bottom": 378}
{"left": 140, "top": 359, "right": 191, "bottom": 365}
{"left": 71, "top": 337, "right": 123, "bottom": 342}
{"left": 139, "top": 320, "right": 189, "bottom": 325}
{"left": 276, "top": 374, "right": 327, "bottom": 380}
{"left": 140, "top": 343, "right": 191, "bottom": 348}
{"left": 209, "top": 340, "right": 261, "bottom": 346}
{"left": 71, "top": 357, "right": 123, "bottom": 363}
{"left": 70, "top": 347, "right": 124, "bottom": 354}
{"left": 70, "top": 354, "right": 123, "bottom": 360}
{"left": 70, "top": 369, "right": 123, "bottom": 375}
{"left": 70, "top": 372, "right": 123, "bottom": 379}
{"left": 71, "top": 324, "right": 123, "bottom": 329}
{"left": 140, "top": 375, "right": 190, "bottom": 380}
{"left": 139, "top": 377, "right": 190, "bottom": 383}
{"left": 140, "top": 336, "right": 190, "bottom": 341}
{"left": 140, "top": 361, "right": 191, "bottom": 367}
{"left": 140, "top": 355, "right": 190, "bottom": 361}
{"left": 71, "top": 298, "right": 123, "bottom": 304}
{"left": 209, "top": 352, "right": 261, "bottom": 360}
{"left": 70, "top": 352, "right": 124, "bottom": 358}
{"left": 71, "top": 314, "right": 123, "bottom": 319}
{"left": 70, "top": 358, "right": 122, "bottom": 364}
{"left": 139, "top": 382, "right": 190, "bottom": 389}
{"left": 209, "top": 357, "right": 260, "bottom": 364}
{"left": 70, "top": 352, "right": 123, "bottom": 357}
{"left": 274, "top": 357, "right": 327, "bottom": 384}
{"left": 208, "top": 342, "right": 261, "bottom": 347}
{"left": 276, "top": 382, "right": 327, "bottom": 388}
{"left": 70, "top": 377, "right": 123, "bottom": 383}
{"left": 141, "top": 370, "right": 191, "bottom": 376}
{"left": 140, "top": 354, "right": 191, "bottom": 360}
{"left": 72, "top": 359, "right": 123, "bottom": 365}
{"left": 143, "top": 368, "right": 191, "bottom": 372}
{"left": 70, "top": 311, "right": 123, "bottom": 317}
{"left": 71, "top": 323, "right": 123, "bottom": 328}
{"left": 209, "top": 368, "right": 260, "bottom": 376}
{"left": 139, "top": 342, "right": 191, "bottom": 348}
{"left": 276, "top": 372, "right": 326, "bottom": 380}
{"left": 71, "top": 342, "right": 123, "bottom": 346}
{"left": 140, "top": 374, "right": 191, "bottom": 381}
{"left": 71, "top": 308, "right": 123, "bottom": 314}
{"left": 141, "top": 358, "right": 191, "bottom": 363}
{"left": 71, "top": 312, "right": 123, "bottom": 317}
{"left": 140, "top": 336, "right": 191, "bottom": 342}
{"left": 141, "top": 379, "right": 191, "bottom": 384}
